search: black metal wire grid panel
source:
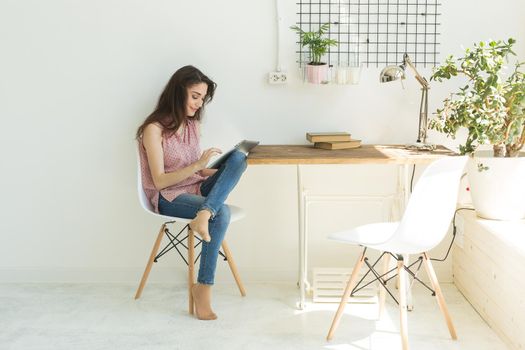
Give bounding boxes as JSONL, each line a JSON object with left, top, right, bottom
{"left": 295, "top": 0, "right": 442, "bottom": 68}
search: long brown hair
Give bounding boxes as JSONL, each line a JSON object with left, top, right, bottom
{"left": 136, "top": 65, "right": 217, "bottom": 139}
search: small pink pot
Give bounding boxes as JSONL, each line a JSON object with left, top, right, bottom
{"left": 306, "top": 64, "right": 328, "bottom": 84}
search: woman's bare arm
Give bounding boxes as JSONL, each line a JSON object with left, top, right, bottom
{"left": 142, "top": 123, "right": 220, "bottom": 191}
{"left": 194, "top": 120, "right": 219, "bottom": 178}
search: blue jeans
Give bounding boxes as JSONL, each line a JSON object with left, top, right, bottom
{"left": 158, "top": 150, "right": 247, "bottom": 285}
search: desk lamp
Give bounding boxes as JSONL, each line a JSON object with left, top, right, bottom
{"left": 380, "top": 53, "right": 435, "bottom": 151}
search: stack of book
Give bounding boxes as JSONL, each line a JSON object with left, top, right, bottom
{"left": 306, "top": 132, "right": 361, "bottom": 150}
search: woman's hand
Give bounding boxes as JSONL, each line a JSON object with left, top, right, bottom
{"left": 196, "top": 148, "right": 222, "bottom": 170}
{"left": 200, "top": 168, "right": 218, "bottom": 177}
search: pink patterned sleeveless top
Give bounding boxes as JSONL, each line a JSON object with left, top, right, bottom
{"left": 139, "top": 119, "right": 207, "bottom": 213}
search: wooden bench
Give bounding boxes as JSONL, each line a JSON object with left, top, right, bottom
{"left": 453, "top": 210, "right": 525, "bottom": 349}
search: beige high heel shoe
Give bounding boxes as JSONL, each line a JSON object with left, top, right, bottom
{"left": 191, "top": 283, "right": 217, "bottom": 320}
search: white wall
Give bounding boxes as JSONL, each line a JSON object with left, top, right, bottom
{"left": 1, "top": 0, "right": 524, "bottom": 283}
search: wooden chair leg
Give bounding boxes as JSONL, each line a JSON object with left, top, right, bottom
{"left": 188, "top": 228, "right": 196, "bottom": 315}
{"left": 134, "top": 224, "right": 166, "bottom": 299}
{"left": 397, "top": 259, "right": 409, "bottom": 350}
{"left": 423, "top": 253, "right": 458, "bottom": 340}
{"left": 378, "top": 252, "right": 391, "bottom": 318}
{"left": 326, "top": 249, "right": 366, "bottom": 341}
{"left": 222, "top": 240, "right": 246, "bottom": 296}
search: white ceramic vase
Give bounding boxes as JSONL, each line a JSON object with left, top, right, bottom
{"left": 467, "top": 150, "right": 525, "bottom": 220}
{"left": 347, "top": 66, "right": 362, "bottom": 84}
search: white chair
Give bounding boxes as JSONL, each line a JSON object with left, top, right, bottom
{"left": 134, "top": 155, "right": 246, "bottom": 315}
{"left": 326, "top": 156, "right": 468, "bottom": 350}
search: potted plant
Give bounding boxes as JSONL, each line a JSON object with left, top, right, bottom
{"left": 430, "top": 38, "right": 525, "bottom": 220}
{"left": 291, "top": 23, "right": 338, "bottom": 84}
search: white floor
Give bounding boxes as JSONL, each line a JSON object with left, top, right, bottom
{"left": 0, "top": 282, "right": 508, "bottom": 350}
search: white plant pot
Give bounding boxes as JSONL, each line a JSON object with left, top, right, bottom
{"left": 467, "top": 150, "right": 525, "bottom": 220}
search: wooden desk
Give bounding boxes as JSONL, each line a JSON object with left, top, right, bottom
{"left": 248, "top": 144, "right": 455, "bottom": 165}
{"left": 247, "top": 144, "right": 456, "bottom": 309}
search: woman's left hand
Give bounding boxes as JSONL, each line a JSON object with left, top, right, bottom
{"left": 200, "top": 168, "right": 218, "bottom": 177}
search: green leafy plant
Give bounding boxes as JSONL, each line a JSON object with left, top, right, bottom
{"left": 429, "top": 38, "right": 525, "bottom": 157}
{"left": 290, "top": 23, "right": 338, "bottom": 65}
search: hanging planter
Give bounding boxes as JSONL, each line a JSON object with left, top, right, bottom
{"left": 305, "top": 63, "right": 329, "bottom": 84}
{"left": 291, "top": 23, "right": 338, "bottom": 85}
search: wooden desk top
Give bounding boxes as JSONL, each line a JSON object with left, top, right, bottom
{"left": 247, "top": 144, "right": 457, "bottom": 165}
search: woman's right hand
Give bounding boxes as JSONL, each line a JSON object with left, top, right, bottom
{"left": 196, "top": 148, "right": 222, "bottom": 170}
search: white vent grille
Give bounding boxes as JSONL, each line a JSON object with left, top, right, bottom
{"left": 313, "top": 268, "right": 378, "bottom": 304}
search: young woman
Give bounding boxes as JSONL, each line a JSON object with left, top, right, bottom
{"left": 136, "top": 65, "right": 247, "bottom": 320}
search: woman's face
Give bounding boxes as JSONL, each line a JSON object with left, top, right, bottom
{"left": 185, "top": 82, "right": 208, "bottom": 117}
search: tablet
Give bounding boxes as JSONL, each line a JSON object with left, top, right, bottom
{"left": 208, "top": 140, "right": 259, "bottom": 169}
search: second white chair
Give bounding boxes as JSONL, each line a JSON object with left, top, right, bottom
{"left": 326, "top": 156, "right": 468, "bottom": 350}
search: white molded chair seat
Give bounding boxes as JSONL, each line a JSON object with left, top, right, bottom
{"left": 144, "top": 201, "right": 246, "bottom": 225}
{"left": 326, "top": 156, "right": 468, "bottom": 350}
{"left": 329, "top": 221, "right": 442, "bottom": 255}
{"left": 137, "top": 162, "right": 246, "bottom": 224}
{"left": 329, "top": 222, "right": 400, "bottom": 247}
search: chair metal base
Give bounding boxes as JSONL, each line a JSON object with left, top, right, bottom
{"left": 154, "top": 223, "right": 228, "bottom": 266}
{"left": 353, "top": 251, "right": 435, "bottom": 307}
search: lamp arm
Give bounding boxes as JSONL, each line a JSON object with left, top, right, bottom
{"left": 403, "top": 53, "right": 430, "bottom": 144}
{"left": 403, "top": 53, "right": 429, "bottom": 89}
{"left": 417, "top": 86, "right": 429, "bottom": 143}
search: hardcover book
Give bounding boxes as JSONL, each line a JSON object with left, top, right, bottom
{"left": 314, "top": 140, "right": 361, "bottom": 150}
{"left": 306, "top": 132, "right": 352, "bottom": 143}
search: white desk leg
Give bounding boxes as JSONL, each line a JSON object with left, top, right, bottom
{"left": 401, "top": 164, "right": 414, "bottom": 311}
{"left": 297, "top": 164, "right": 307, "bottom": 310}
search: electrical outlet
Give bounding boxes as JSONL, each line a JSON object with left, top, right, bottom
{"left": 268, "top": 71, "right": 288, "bottom": 84}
